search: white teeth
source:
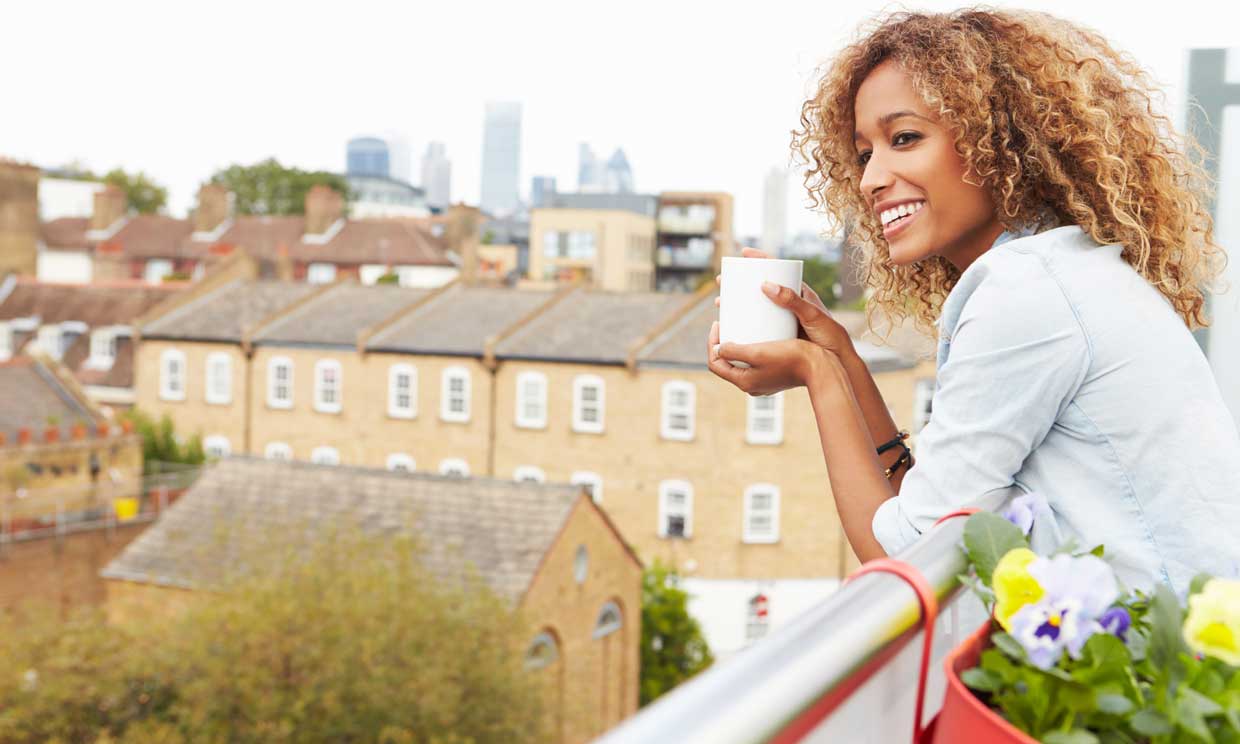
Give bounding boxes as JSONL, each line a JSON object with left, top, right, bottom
{"left": 880, "top": 201, "right": 924, "bottom": 227}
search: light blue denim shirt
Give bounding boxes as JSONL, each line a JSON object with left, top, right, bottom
{"left": 871, "top": 225, "right": 1240, "bottom": 594}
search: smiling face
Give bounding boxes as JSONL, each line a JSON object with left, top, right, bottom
{"left": 853, "top": 60, "right": 1004, "bottom": 269}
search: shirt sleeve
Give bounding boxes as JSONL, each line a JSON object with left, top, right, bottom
{"left": 871, "top": 252, "right": 1091, "bottom": 554}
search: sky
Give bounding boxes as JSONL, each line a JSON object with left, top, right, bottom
{"left": 3, "top": 0, "right": 1237, "bottom": 239}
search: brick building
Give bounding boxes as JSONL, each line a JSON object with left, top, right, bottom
{"left": 102, "top": 457, "right": 642, "bottom": 744}
{"left": 133, "top": 278, "right": 928, "bottom": 656}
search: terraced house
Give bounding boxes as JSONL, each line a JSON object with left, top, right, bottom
{"left": 134, "top": 279, "right": 928, "bottom": 656}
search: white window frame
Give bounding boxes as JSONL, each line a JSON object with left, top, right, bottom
{"left": 306, "top": 262, "right": 337, "bottom": 284}
{"left": 0, "top": 322, "right": 11, "bottom": 361}
{"left": 313, "top": 359, "right": 343, "bottom": 414}
{"left": 571, "top": 471, "right": 604, "bottom": 504}
{"left": 36, "top": 325, "right": 63, "bottom": 359}
{"left": 746, "top": 392, "right": 785, "bottom": 445}
{"left": 439, "top": 458, "right": 470, "bottom": 477}
{"left": 913, "top": 378, "right": 935, "bottom": 433}
{"left": 387, "top": 363, "right": 417, "bottom": 419}
{"left": 593, "top": 601, "right": 623, "bottom": 639}
{"left": 742, "top": 483, "right": 781, "bottom": 544}
{"left": 572, "top": 374, "right": 605, "bottom": 434}
{"left": 513, "top": 465, "right": 546, "bottom": 484}
{"left": 144, "top": 258, "right": 174, "bottom": 283}
{"left": 310, "top": 446, "right": 340, "bottom": 466}
{"left": 203, "top": 435, "right": 231, "bottom": 459}
{"left": 660, "top": 380, "right": 696, "bottom": 441}
{"left": 159, "top": 348, "right": 187, "bottom": 402}
{"left": 85, "top": 328, "right": 118, "bottom": 370}
{"left": 525, "top": 631, "right": 560, "bottom": 671}
{"left": 265, "top": 442, "right": 292, "bottom": 461}
{"left": 267, "top": 356, "right": 294, "bottom": 409}
{"left": 515, "top": 371, "right": 548, "bottom": 429}
{"left": 440, "top": 366, "right": 471, "bottom": 423}
{"left": 657, "top": 480, "right": 693, "bottom": 539}
{"left": 204, "top": 351, "right": 232, "bottom": 405}
{"left": 386, "top": 453, "right": 416, "bottom": 472}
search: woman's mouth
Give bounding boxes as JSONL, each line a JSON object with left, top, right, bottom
{"left": 880, "top": 200, "right": 924, "bottom": 240}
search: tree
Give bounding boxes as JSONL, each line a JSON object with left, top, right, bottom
{"left": 208, "top": 158, "right": 350, "bottom": 216}
{"left": 640, "top": 561, "right": 714, "bottom": 706}
{"left": 0, "top": 529, "right": 550, "bottom": 743}
{"left": 801, "top": 256, "right": 841, "bottom": 309}
{"left": 119, "top": 409, "right": 204, "bottom": 474}
{"left": 102, "top": 168, "right": 168, "bottom": 215}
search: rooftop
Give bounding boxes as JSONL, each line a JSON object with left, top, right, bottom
{"left": 100, "top": 457, "right": 591, "bottom": 604}
{"left": 366, "top": 284, "right": 556, "bottom": 356}
{"left": 0, "top": 356, "right": 98, "bottom": 439}
{"left": 252, "top": 282, "right": 432, "bottom": 348}
{"left": 141, "top": 280, "right": 318, "bottom": 343}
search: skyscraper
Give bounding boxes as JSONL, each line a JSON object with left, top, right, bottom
{"left": 480, "top": 101, "right": 522, "bottom": 216}
{"left": 578, "top": 143, "right": 601, "bottom": 192}
{"left": 385, "top": 133, "right": 413, "bottom": 184}
{"left": 347, "top": 137, "right": 390, "bottom": 179}
{"left": 604, "top": 148, "right": 634, "bottom": 193}
{"left": 530, "top": 176, "right": 557, "bottom": 209}
{"left": 761, "top": 167, "right": 789, "bottom": 256}
{"left": 422, "top": 141, "right": 452, "bottom": 211}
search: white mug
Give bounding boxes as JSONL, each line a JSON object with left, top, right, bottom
{"left": 719, "top": 256, "right": 804, "bottom": 368}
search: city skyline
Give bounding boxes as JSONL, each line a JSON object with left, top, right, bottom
{"left": 4, "top": 0, "right": 1233, "bottom": 238}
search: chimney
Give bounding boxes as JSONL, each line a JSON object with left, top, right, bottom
{"left": 446, "top": 203, "right": 482, "bottom": 284}
{"left": 0, "top": 159, "right": 40, "bottom": 277}
{"left": 91, "top": 184, "right": 127, "bottom": 231}
{"left": 304, "top": 184, "right": 343, "bottom": 235}
{"left": 194, "top": 183, "right": 232, "bottom": 234}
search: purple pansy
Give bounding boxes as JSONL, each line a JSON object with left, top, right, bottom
{"left": 1007, "top": 553, "right": 1119, "bottom": 669}
{"left": 1099, "top": 607, "right": 1131, "bottom": 641}
{"left": 1002, "top": 492, "right": 1037, "bottom": 536}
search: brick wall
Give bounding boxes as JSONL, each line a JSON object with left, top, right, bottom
{"left": 0, "top": 523, "right": 148, "bottom": 612}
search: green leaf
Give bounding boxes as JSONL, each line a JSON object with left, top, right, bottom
{"left": 1182, "top": 686, "right": 1225, "bottom": 716}
{"left": 1176, "top": 689, "right": 1217, "bottom": 742}
{"left": 963, "top": 512, "right": 1028, "bottom": 585}
{"left": 1131, "top": 709, "right": 1174, "bottom": 736}
{"left": 1044, "top": 731, "right": 1100, "bottom": 744}
{"left": 1097, "top": 693, "right": 1135, "bottom": 715}
{"left": 962, "top": 667, "right": 1003, "bottom": 692}
{"left": 1148, "top": 584, "right": 1188, "bottom": 683}
{"left": 1191, "top": 573, "right": 1215, "bottom": 597}
{"left": 992, "top": 632, "right": 1027, "bottom": 661}
{"left": 1089, "top": 544, "right": 1106, "bottom": 557}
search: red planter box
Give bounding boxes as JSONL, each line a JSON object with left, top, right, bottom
{"left": 928, "top": 622, "right": 1038, "bottom": 743}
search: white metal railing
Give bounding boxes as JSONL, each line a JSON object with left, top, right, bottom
{"left": 597, "top": 493, "right": 1006, "bottom": 744}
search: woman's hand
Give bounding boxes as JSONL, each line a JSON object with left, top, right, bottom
{"left": 707, "top": 320, "right": 826, "bottom": 396}
{"left": 715, "top": 247, "right": 856, "bottom": 360}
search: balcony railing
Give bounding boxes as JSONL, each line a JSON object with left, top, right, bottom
{"left": 655, "top": 243, "right": 714, "bottom": 270}
{"left": 597, "top": 492, "right": 1007, "bottom": 744}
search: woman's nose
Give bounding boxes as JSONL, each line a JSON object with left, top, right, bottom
{"left": 859, "top": 154, "right": 894, "bottom": 203}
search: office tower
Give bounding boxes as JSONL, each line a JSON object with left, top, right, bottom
{"left": 578, "top": 143, "right": 601, "bottom": 192}
{"left": 422, "top": 141, "right": 452, "bottom": 210}
{"left": 385, "top": 133, "right": 413, "bottom": 184}
{"left": 761, "top": 167, "right": 789, "bottom": 257}
{"left": 346, "top": 137, "right": 391, "bottom": 179}
{"left": 605, "top": 148, "right": 634, "bottom": 193}
{"left": 480, "top": 101, "right": 523, "bottom": 216}
{"left": 531, "top": 176, "right": 557, "bottom": 209}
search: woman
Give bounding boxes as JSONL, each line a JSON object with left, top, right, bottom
{"left": 708, "top": 9, "right": 1240, "bottom": 593}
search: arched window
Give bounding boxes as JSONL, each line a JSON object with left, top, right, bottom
{"left": 513, "top": 465, "right": 546, "bottom": 484}
{"left": 439, "top": 458, "right": 470, "bottom": 477}
{"left": 525, "top": 630, "right": 560, "bottom": 671}
{"left": 386, "top": 453, "right": 416, "bottom": 472}
{"left": 265, "top": 442, "right": 292, "bottom": 461}
{"left": 570, "top": 471, "right": 603, "bottom": 504}
{"left": 311, "top": 446, "right": 340, "bottom": 466}
{"left": 203, "top": 435, "right": 231, "bottom": 459}
{"left": 593, "top": 601, "right": 623, "bottom": 639}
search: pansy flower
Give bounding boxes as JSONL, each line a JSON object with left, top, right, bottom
{"left": 1006, "top": 554, "right": 1119, "bottom": 669}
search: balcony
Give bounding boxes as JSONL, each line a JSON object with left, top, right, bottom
{"left": 598, "top": 492, "right": 1006, "bottom": 744}
{"left": 656, "top": 240, "right": 714, "bottom": 270}
{"left": 658, "top": 205, "right": 716, "bottom": 236}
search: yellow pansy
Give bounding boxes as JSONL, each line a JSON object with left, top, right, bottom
{"left": 993, "top": 548, "right": 1044, "bottom": 631}
{"left": 1184, "top": 578, "right": 1240, "bottom": 666}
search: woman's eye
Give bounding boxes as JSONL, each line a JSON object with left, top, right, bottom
{"left": 892, "top": 131, "right": 921, "bottom": 147}
{"left": 857, "top": 150, "right": 872, "bottom": 166}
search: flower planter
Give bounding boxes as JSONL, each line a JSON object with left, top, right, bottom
{"left": 929, "top": 622, "right": 1038, "bottom": 744}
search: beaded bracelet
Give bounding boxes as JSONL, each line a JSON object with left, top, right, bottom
{"left": 884, "top": 447, "right": 912, "bottom": 480}
{"left": 876, "top": 429, "right": 911, "bottom": 455}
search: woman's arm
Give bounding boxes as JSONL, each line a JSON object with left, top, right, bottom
{"left": 836, "top": 346, "right": 913, "bottom": 493}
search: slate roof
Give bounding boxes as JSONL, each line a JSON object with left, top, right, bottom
{"left": 0, "top": 357, "right": 98, "bottom": 440}
{"left": 494, "top": 288, "right": 689, "bottom": 364}
{"left": 41, "top": 217, "right": 91, "bottom": 250}
{"left": 635, "top": 291, "right": 918, "bottom": 372}
{"left": 98, "top": 216, "right": 194, "bottom": 258}
{"left": 0, "top": 278, "right": 181, "bottom": 326}
{"left": 366, "top": 284, "right": 556, "bottom": 356}
{"left": 100, "top": 457, "right": 590, "bottom": 604}
{"left": 141, "top": 280, "right": 318, "bottom": 343}
{"left": 252, "top": 283, "right": 431, "bottom": 347}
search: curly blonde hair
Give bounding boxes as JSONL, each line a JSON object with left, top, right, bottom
{"left": 792, "top": 8, "right": 1225, "bottom": 335}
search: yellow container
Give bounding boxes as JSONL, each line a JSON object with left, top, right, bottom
{"left": 114, "top": 497, "right": 140, "bottom": 522}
